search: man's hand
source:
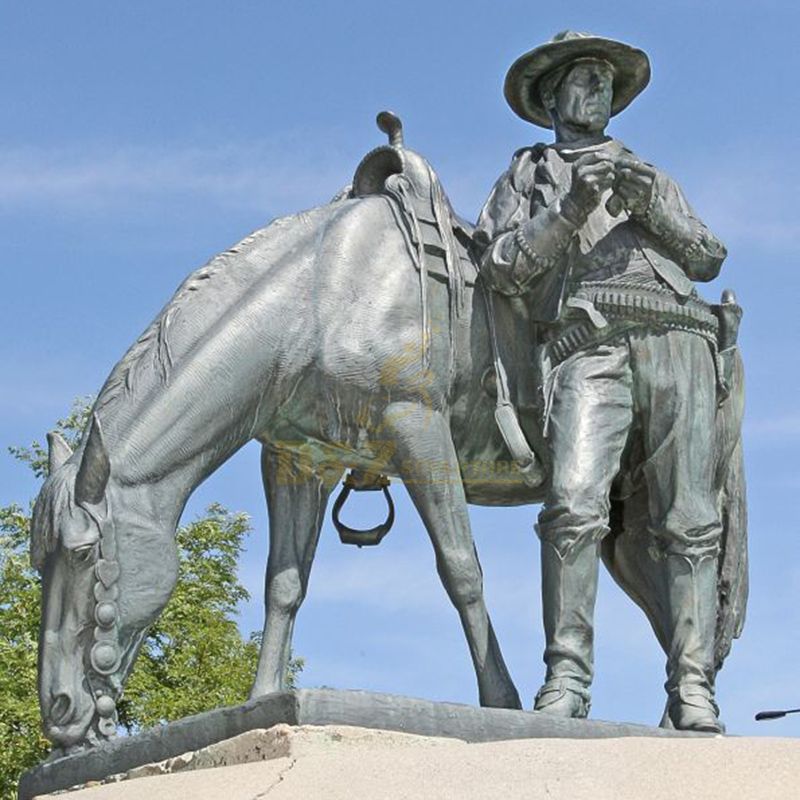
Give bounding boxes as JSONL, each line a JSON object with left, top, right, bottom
{"left": 613, "top": 157, "right": 656, "bottom": 216}
{"left": 562, "top": 152, "right": 616, "bottom": 225}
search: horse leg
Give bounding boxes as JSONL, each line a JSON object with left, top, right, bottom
{"left": 382, "top": 401, "right": 521, "bottom": 709}
{"left": 250, "top": 446, "right": 336, "bottom": 698}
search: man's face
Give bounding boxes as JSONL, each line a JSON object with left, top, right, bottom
{"left": 554, "top": 60, "right": 614, "bottom": 133}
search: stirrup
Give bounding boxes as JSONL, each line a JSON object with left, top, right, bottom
{"left": 332, "top": 470, "right": 395, "bottom": 547}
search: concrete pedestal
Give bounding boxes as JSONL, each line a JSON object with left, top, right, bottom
{"left": 20, "top": 688, "right": 712, "bottom": 799}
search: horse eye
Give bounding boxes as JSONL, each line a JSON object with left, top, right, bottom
{"left": 70, "top": 544, "right": 97, "bottom": 564}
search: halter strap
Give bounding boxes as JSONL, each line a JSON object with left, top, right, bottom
{"left": 84, "top": 502, "right": 122, "bottom": 738}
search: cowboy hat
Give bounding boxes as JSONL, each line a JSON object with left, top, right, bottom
{"left": 504, "top": 30, "right": 651, "bottom": 128}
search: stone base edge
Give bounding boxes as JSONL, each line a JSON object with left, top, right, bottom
{"left": 18, "top": 688, "right": 706, "bottom": 799}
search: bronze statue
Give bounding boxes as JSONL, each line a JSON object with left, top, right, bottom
{"left": 476, "top": 31, "right": 742, "bottom": 732}
{"left": 30, "top": 35, "right": 745, "bottom": 754}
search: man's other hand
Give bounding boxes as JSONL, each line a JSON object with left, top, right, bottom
{"left": 562, "top": 153, "right": 616, "bottom": 225}
{"left": 614, "top": 157, "right": 656, "bottom": 216}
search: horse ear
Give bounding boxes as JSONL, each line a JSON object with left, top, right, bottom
{"left": 47, "top": 432, "right": 73, "bottom": 474}
{"left": 75, "top": 414, "right": 110, "bottom": 506}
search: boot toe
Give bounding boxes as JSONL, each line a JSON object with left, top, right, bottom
{"left": 670, "top": 703, "right": 723, "bottom": 733}
{"left": 534, "top": 680, "right": 590, "bottom": 718}
{"left": 668, "top": 687, "right": 724, "bottom": 733}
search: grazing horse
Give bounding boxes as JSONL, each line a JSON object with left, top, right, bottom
{"left": 30, "top": 116, "right": 746, "bottom": 750}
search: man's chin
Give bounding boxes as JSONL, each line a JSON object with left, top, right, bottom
{"left": 575, "top": 111, "right": 609, "bottom": 130}
{"left": 561, "top": 117, "right": 608, "bottom": 137}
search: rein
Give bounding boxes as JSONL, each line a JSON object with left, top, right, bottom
{"left": 480, "top": 280, "right": 545, "bottom": 488}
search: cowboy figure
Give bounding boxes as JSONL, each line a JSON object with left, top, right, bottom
{"left": 475, "top": 31, "right": 728, "bottom": 732}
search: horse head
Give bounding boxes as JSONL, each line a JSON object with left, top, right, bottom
{"left": 32, "top": 414, "right": 162, "bottom": 749}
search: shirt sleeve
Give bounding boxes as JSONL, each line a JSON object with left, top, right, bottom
{"left": 634, "top": 169, "right": 727, "bottom": 282}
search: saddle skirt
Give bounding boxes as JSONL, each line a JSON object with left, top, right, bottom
{"left": 352, "top": 143, "right": 478, "bottom": 284}
{"left": 352, "top": 141, "right": 478, "bottom": 368}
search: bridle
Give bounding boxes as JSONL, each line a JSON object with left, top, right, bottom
{"left": 83, "top": 504, "right": 123, "bottom": 739}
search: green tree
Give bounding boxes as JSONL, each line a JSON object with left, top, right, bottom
{"left": 8, "top": 396, "right": 92, "bottom": 479}
{"left": 0, "top": 505, "right": 48, "bottom": 800}
{"left": 117, "top": 503, "right": 303, "bottom": 730}
{"left": 0, "top": 402, "right": 302, "bottom": 799}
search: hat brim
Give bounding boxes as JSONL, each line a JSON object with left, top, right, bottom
{"left": 504, "top": 36, "right": 651, "bottom": 128}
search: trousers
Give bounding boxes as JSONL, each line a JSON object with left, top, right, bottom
{"left": 537, "top": 328, "right": 722, "bottom": 559}
{"left": 534, "top": 328, "right": 722, "bottom": 697}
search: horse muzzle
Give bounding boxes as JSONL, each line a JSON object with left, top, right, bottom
{"left": 44, "top": 697, "right": 97, "bottom": 748}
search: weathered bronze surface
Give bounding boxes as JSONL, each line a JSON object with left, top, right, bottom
{"left": 478, "top": 31, "right": 744, "bottom": 733}
{"left": 19, "top": 688, "right": 709, "bottom": 800}
{"left": 30, "top": 31, "right": 745, "bottom": 757}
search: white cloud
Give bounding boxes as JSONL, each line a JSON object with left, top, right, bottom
{"left": 0, "top": 139, "right": 352, "bottom": 217}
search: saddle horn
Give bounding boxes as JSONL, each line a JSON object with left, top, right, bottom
{"left": 352, "top": 112, "right": 405, "bottom": 197}
{"left": 377, "top": 111, "right": 404, "bottom": 148}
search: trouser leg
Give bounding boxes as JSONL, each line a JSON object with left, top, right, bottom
{"left": 631, "top": 331, "right": 723, "bottom": 731}
{"left": 535, "top": 343, "right": 633, "bottom": 716}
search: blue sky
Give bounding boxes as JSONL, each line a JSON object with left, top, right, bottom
{"left": 1, "top": 1, "right": 798, "bottom": 736}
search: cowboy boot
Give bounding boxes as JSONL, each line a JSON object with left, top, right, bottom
{"left": 534, "top": 539, "right": 598, "bottom": 718}
{"left": 663, "top": 553, "right": 724, "bottom": 733}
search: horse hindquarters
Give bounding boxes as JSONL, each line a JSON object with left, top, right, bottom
{"left": 250, "top": 446, "right": 340, "bottom": 697}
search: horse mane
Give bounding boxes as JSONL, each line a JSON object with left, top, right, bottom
{"left": 30, "top": 461, "right": 79, "bottom": 570}
{"left": 29, "top": 224, "right": 274, "bottom": 569}
{"left": 94, "top": 226, "right": 269, "bottom": 418}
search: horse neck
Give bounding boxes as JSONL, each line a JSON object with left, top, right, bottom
{"left": 88, "top": 254, "right": 282, "bottom": 509}
{"left": 100, "top": 407, "right": 256, "bottom": 539}
{"left": 94, "top": 409, "right": 252, "bottom": 629}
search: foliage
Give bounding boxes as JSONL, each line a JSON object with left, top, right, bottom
{"left": 7, "top": 396, "right": 92, "bottom": 480}
{"left": 0, "top": 505, "right": 48, "bottom": 800}
{"left": 0, "top": 402, "right": 302, "bottom": 799}
{"left": 117, "top": 504, "right": 305, "bottom": 729}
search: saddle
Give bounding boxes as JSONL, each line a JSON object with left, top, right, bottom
{"left": 351, "top": 112, "right": 478, "bottom": 356}
{"left": 332, "top": 113, "right": 482, "bottom": 546}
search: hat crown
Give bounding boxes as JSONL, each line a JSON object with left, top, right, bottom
{"left": 551, "top": 30, "right": 593, "bottom": 44}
